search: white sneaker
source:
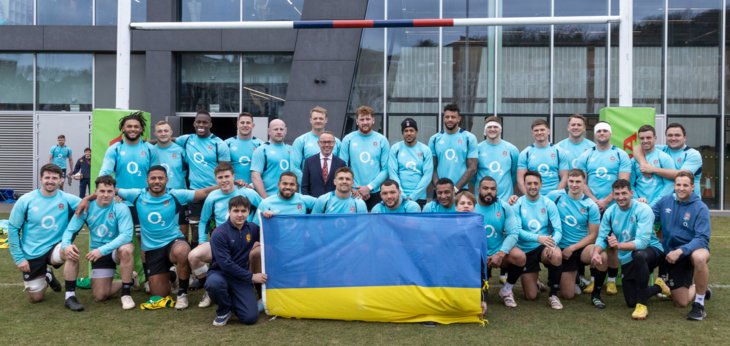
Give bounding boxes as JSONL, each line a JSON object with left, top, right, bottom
{"left": 121, "top": 295, "right": 135, "bottom": 310}
{"left": 198, "top": 291, "right": 212, "bottom": 308}
{"left": 499, "top": 289, "right": 517, "bottom": 308}
{"left": 548, "top": 295, "right": 563, "bottom": 310}
{"left": 176, "top": 293, "right": 189, "bottom": 310}
{"left": 574, "top": 284, "right": 582, "bottom": 295}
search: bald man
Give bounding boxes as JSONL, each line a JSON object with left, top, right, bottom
{"left": 250, "top": 119, "right": 302, "bottom": 198}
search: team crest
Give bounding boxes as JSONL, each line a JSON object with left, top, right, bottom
{"left": 164, "top": 200, "right": 170, "bottom": 206}
{"left": 246, "top": 233, "right": 251, "bottom": 243}
{"left": 208, "top": 145, "right": 213, "bottom": 150}
{"left": 297, "top": 204, "right": 303, "bottom": 210}
{"left": 108, "top": 212, "right": 114, "bottom": 219}
{"left": 541, "top": 208, "right": 546, "bottom": 214}
{"left": 653, "top": 159, "right": 658, "bottom": 165}
{"left": 610, "top": 156, "right": 616, "bottom": 161}
{"left": 683, "top": 213, "right": 691, "bottom": 221}
{"left": 630, "top": 216, "right": 635, "bottom": 223}
{"left": 458, "top": 139, "right": 463, "bottom": 145}
{"left": 550, "top": 153, "right": 556, "bottom": 159}
{"left": 141, "top": 151, "right": 146, "bottom": 157}
{"left": 502, "top": 151, "right": 508, "bottom": 156}
{"left": 373, "top": 141, "right": 378, "bottom": 147}
{"left": 172, "top": 153, "right": 177, "bottom": 158}
{"left": 496, "top": 211, "right": 502, "bottom": 218}
{"left": 58, "top": 203, "right": 65, "bottom": 210}
{"left": 677, "top": 158, "right": 683, "bottom": 164}
{"left": 350, "top": 206, "right": 355, "bottom": 212}
{"left": 580, "top": 208, "right": 586, "bottom": 214}
{"left": 417, "top": 152, "right": 423, "bottom": 158}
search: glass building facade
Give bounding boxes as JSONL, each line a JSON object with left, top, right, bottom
{"left": 347, "top": 0, "right": 727, "bottom": 209}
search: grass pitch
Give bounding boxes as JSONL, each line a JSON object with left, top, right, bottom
{"left": 1, "top": 214, "right": 728, "bottom": 345}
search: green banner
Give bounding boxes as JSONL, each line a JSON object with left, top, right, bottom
{"left": 599, "top": 107, "right": 655, "bottom": 157}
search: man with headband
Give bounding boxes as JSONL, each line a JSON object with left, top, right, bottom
{"left": 575, "top": 121, "right": 631, "bottom": 295}
{"left": 476, "top": 116, "right": 519, "bottom": 201}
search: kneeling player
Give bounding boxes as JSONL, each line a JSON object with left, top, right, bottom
{"left": 591, "top": 179, "right": 666, "bottom": 320}
{"left": 547, "top": 169, "right": 607, "bottom": 308}
{"left": 653, "top": 171, "right": 712, "bottom": 320}
{"left": 206, "top": 196, "right": 268, "bottom": 326}
{"left": 370, "top": 180, "right": 421, "bottom": 213}
{"left": 62, "top": 175, "right": 136, "bottom": 310}
{"left": 474, "top": 177, "right": 525, "bottom": 309}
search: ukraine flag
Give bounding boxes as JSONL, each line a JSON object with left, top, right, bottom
{"left": 262, "top": 213, "right": 485, "bottom": 324}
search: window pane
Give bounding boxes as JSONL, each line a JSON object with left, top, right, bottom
{"left": 501, "top": 115, "right": 547, "bottom": 150}
{"left": 667, "top": 0, "right": 721, "bottom": 115}
{"left": 631, "top": 0, "right": 664, "bottom": 112}
{"left": 669, "top": 116, "right": 720, "bottom": 209}
{"left": 242, "top": 54, "right": 292, "bottom": 118}
{"left": 243, "top": 0, "right": 303, "bottom": 21}
{"left": 181, "top": 0, "right": 239, "bottom": 22}
{"left": 0, "top": 0, "right": 33, "bottom": 24}
{"left": 498, "top": 25, "right": 550, "bottom": 114}
{"left": 37, "top": 54, "right": 93, "bottom": 111}
{"left": 178, "top": 54, "right": 240, "bottom": 113}
{"left": 386, "top": 115, "right": 437, "bottom": 145}
{"left": 37, "top": 0, "right": 92, "bottom": 25}
{"left": 0, "top": 53, "right": 33, "bottom": 110}
{"left": 501, "top": 0, "right": 549, "bottom": 17}
{"left": 95, "top": 0, "right": 147, "bottom": 25}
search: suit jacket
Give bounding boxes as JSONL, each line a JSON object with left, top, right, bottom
{"left": 302, "top": 153, "right": 346, "bottom": 198}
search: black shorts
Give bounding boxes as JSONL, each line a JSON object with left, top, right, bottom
{"left": 621, "top": 247, "right": 663, "bottom": 280}
{"left": 129, "top": 205, "right": 141, "bottom": 227}
{"left": 23, "top": 243, "right": 62, "bottom": 281}
{"left": 178, "top": 210, "right": 188, "bottom": 225}
{"left": 145, "top": 238, "right": 187, "bottom": 277}
{"left": 560, "top": 246, "right": 587, "bottom": 272}
{"left": 524, "top": 245, "right": 546, "bottom": 273}
{"left": 665, "top": 255, "right": 694, "bottom": 290}
{"left": 187, "top": 200, "right": 204, "bottom": 219}
{"left": 91, "top": 253, "right": 117, "bottom": 270}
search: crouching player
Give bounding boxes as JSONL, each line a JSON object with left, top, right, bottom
{"left": 474, "top": 176, "right": 525, "bottom": 310}
{"left": 61, "top": 175, "right": 135, "bottom": 311}
{"left": 206, "top": 196, "right": 267, "bottom": 326}
{"left": 591, "top": 179, "right": 667, "bottom": 320}
{"left": 547, "top": 169, "right": 607, "bottom": 308}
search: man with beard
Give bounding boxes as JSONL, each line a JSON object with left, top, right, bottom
{"left": 546, "top": 169, "right": 607, "bottom": 308}
{"left": 421, "top": 178, "right": 456, "bottom": 213}
{"left": 512, "top": 171, "right": 564, "bottom": 310}
{"left": 575, "top": 122, "right": 631, "bottom": 294}
{"left": 591, "top": 179, "right": 666, "bottom": 320}
{"left": 100, "top": 112, "right": 158, "bottom": 191}
{"left": 517, "top": 119, "right": 568, "bottom": 194}
{"left": 634, "top": 123, "right": 703, "bottom": 196}
{"left": 428, "top": 104, "right": 477, "bottom": 193}
{"left": 189, "top": 163, "right": 262, "bottom": 308}
{"left": 7, "top": 164, "right": 81, "bottom": 306}
{"left": 251, "top": 119, "right": 301, "bottom": 199}
{"left": 256, "top": 172, "right": 316, "bottom": 220}
{"left": 474, "top": 176, "right": 525, "bottom": 309}
{"left": 312, "top": 167, "right": 367, "bottom": 214}
{"left": 370, "top": 180, "right": 421, "bottom": 213}
{"left": 292, "top": 106, "right": 342, "bottom": 170}
{"left": 476, "top": 116, "right": 519, "bottom": 201}
{"left": 388, "top": 118, "right": 432, "bottom": 208}
{"left": 630, "top": 125, "right": 674, "bottom": 207}
{"left": 154, "top": 121, "right": 189, "bottom": 239}
{"left": 175, "top": 111, "right": 231, "bottom": 248}
{"left": 105, "top": 166, "right": 217, "bottom": 310}
{"left": 225, "top": 112, "right": 263, "bottom": 185}
{"left": 340, "top": 106, "right": 390, "bottom": 211}
{"left": 556, "top": 114, "right": 595, "bottom": 169}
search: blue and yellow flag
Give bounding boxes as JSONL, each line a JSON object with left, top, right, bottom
{"left": 262, "top": 213, "right": 485, "bottom": 324}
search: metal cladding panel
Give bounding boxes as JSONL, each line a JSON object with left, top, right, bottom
{"left": 0, "top": 114, "right": 34, "bottom": 194}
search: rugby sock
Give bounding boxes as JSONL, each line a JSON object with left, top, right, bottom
{"left": 169, "top": 269, "right": 177, "bottom": 284}
{"left": 122, "top": 282, "right": 133, "bottom": 296}
{"left": 178, "top": 278, "right": 189, "bottom": 295}
{"left": 65, "top": 280, "right": 76, "bottom": 299}
{"left": 695, "top": 293, "right": 706, "bottom": 306}
{"left": 45, "top": 268, "right": 55, "bottom": 283}
{"left": 591, "top": 269, "right": 607, "bottom": 297}
{"left": 648, "top": 284, "right": 661, "bottom": 297}
{"left": 607, "top": 267, "right": 618, "bottom": 281}
{"left": 501, "top": 282, "right": 514, "bottom": 293}
{"left": 547, "top": 265, "right": 561, "bottom": 297}
{"left": 506, "top": 265, "right": 522, "bottom": 285}
{"left": 142, "top": 262, "right": 149, "bottom": 277}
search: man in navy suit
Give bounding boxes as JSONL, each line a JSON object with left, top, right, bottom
{"left": 302, "top": 131, "right": 346, "bottom": 197}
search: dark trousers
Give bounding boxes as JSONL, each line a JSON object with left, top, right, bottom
{"left": 79, "top": 178, "right": 90, "bottom": 198}
{"left": 622, "top": 247, "right": 663, "bottom": 307}
{"left": 364, "top": 193, "right": 382, "bottom": 211}
{"left": 205, "top": 270, "right": 259, "bottom": 325}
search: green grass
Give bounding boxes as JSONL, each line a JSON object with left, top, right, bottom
{"left": 1, "top": 214, "right": 729, "bottom": 345}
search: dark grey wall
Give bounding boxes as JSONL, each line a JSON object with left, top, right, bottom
{"left": 281, "top": 0, "right": 369, "bottom": 139}
{"left": 94, "top": 54, "right": 147, "bottom": 110}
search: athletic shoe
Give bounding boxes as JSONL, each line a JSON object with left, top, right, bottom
{"left": 591, "top": 296, "right": 606, "bottom": 309}
{"left": 654, "top": 277, "right": 671, "bottom": 297}
{"left": 176, "top": 293, "right": 189, "bottom": 310}
{"left": 631, "top": 303, "right": 648, "bottom": 320}
{"left": 705, "top": 287, "right": 712, "bottom": 300}
{"left": 536, "top": 279, "right": 548, "bottom": 292}
{"left": 499, "top": 274, "right": 507, "bottom": 285}
{"left": 213, "top": 311, "right": 232, "bottom": 326}
{"left": 548, "top": 295, "right": 563, "bottom": 310}
{"left": 686, "top": 302, "right": 706, "bottom": 321}
{"left": 140, "top": 295, "right": 175, "bottom": 310}
{"left": 499, "top": 289, "right": 517, "bottom": 308}
{"left": 606, "top": 281, "right": 618, "bottom": 295}
{"left": 64, "top": 296, "right": 84, "bottom": 312}
{"left": 574, "top": 284, "right": 582, "bottom": 295}
{"left": 46, "top": 268, "right": 62, "bottom": 292}
{"left": 582, "top": 280, "right": 595, "bottom": 294}
{"left": 121, "top": 295, "right": 135, "bottom": 310}
{"left": 198, "top": 291, "right": 212, "bottom": 308}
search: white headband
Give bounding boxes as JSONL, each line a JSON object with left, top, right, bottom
{"left": 594, "top": 122, "right": 612, "bottom": 134}
{"left": 485, "top": 121, "right": 502, "bottom": 130}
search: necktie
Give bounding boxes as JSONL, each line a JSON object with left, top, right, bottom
{"left": 322, "top": 157, "right": 329, "bottom": 183}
